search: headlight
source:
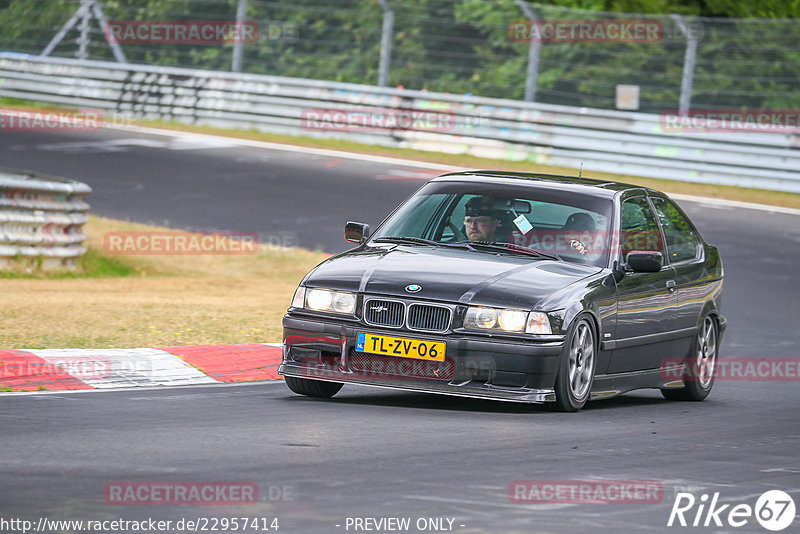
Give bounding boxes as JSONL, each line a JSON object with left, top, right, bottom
{"left": 307, "top": 288, "right": 333, "bottom": 310}
{"left": 470, "top": 307, "right": 498, "bottom": 329}
{"left": 298, "top": 287, "right": 357, "bottom": 315}
{"left": 332, "top": 291, "right": 356, "bottom": 313}
{"left": 499, "top": 309, "right": 527, "bottom": 331}
{"left": 464, "top": 307, "right": 552, "bottom": 334}
{"left": 465, "top": 307, "right": 527, "bottom": 333}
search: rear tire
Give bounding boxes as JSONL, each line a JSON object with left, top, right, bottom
{"left": 284, "top": 376, "right": 343, "bottom": 398}
{"left": 661, "top": 315, "right": 718, "bottom": 402}
{"left": 553, "top": 316, "right": 596, "bottom": 412}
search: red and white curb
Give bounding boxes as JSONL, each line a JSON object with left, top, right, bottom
{"left": 0, "top": 344, "right": 283, "bottom": 392}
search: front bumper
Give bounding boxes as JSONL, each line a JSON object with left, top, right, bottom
{"left": 279, "top": 314, "right": 564, "bottom": 403}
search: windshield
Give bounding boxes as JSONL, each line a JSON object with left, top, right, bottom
{"left": 371, "top": 181, "right": 613, "bottom": 267}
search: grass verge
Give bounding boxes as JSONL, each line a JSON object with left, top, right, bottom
{"left": 0, "top": 216, "right": 328, "bottom": 349}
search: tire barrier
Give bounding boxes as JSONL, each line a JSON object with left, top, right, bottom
{"left": 0, "top": 167, "right": 91, "bottom": 269}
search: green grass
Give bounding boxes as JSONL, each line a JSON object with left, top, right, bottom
{"left": 76, "top": 247, "right": 138, "bottom": 277}
{"left": 0, "top": 96, "right": 65, "bottom": 111}
{"left": 0, "top": 247, "right": 138, "bottom": 279}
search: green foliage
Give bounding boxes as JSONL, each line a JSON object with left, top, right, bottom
{"left": 704, "top": 0, "right": 800, "bottom": 18}
{"left": 0, "top": 0, "right": 797, "bottom": 111}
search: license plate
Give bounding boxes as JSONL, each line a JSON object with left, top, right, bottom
{"left": 356, "top": 332, "right": 445, "bottom": 362}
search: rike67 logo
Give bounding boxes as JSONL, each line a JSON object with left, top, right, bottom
{"left": 668, "top": 490, "right": 796, "bottom": 531}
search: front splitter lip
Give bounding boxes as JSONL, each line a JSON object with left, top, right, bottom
{"left": 278, "top": 363, "right": 555, "bottom": 404}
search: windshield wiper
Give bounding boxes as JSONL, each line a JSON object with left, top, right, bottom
{"left": 458, "top": 241, "right": 562, "bottom": 261}
{"left": 373, "top": 236, "right": 475, "bottom": 250}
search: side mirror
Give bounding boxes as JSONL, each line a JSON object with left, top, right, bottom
{"left": 626, "top": 251, "right": 662, "bottom": 273}
{"left": 344, "top": 221, "right": 370, "bottom": 244}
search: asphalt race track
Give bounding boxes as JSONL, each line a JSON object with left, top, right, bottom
{"left": 1, "top": 128, "right": 799, "bottom": 533}
{"left": 0, "top": 128, "right": 441, "bottom": 253}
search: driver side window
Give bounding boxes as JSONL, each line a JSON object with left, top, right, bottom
{"left": 620, "top": 197, "right": 664, "bottom": 261}
{"left": 438, "top": 195, "right": 471, "bottom": 242}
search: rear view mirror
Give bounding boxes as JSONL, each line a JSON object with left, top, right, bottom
{"left": 344, "top": 221, "right": 370, "bottom": 243}
{"left": 492, "top": 199, "right": 532, "bottom": 214}
{"left": 626, "top": 251, "right": 662, "bottom": 273}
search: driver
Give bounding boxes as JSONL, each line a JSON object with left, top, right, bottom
{"left": 463, "top": 196, "right": 500, "bottom": 242}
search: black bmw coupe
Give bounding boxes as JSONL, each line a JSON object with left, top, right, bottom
{"left": 279, "top": 171, "right": 726, "bottom": 411}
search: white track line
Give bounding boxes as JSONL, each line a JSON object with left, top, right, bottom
{"left": 110, "top": 124, "right": 465, "bottom": 171}
{"left": 109, "top": 123, "right": 800, "bottom": 217}
{"left": 667, "top": 193, "right": 800, "bottom": 216}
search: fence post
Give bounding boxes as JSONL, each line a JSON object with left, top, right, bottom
{"left": 232, "top": 0, "right": 248, "bottom": 72}
{"left": 77, "top": 0, "right": 91, "bottom": 60}
{"left": 672, "top": 15, "right": 698, "bottom": 114}
{"left": 377, "top": 0, "right": 394, "bottom": 87}
{"left": 516, "top": 0, "right": 541, "bottom": 102}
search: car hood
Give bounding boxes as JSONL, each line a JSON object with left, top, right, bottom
{"left": 304, "top": 244, "right": 602, "bottom": 309}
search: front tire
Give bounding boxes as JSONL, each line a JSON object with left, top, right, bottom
{"left": 284, "top": 376, "right": 343, "bottom": 398}
{"left": 661, "top": 315, "right": 718, "bottom": 401}
{"left": 553, "top": 316, "right": 596, "bottom": 412}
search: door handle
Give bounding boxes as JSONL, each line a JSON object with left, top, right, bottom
{"left": 666, "top": 280, "right": 677, "bottom": 291}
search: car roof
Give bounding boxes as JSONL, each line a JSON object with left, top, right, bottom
{"left": 433, "top": 170, "right": 658, "bottom": 199}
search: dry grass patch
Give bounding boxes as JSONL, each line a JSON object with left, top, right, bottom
{"left": 0, "top": 216, "right": 329, "bottom": 349}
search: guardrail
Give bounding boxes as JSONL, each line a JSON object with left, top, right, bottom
{"left": 0, "top": 167, "right": 91, "bottom": 269}
{"left": 1, "top": 53, "right": 799, "bottom": 193}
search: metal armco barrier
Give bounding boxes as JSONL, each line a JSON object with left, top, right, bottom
{"left": 1, "top": 53, "right": 799, "bottom": 193}
{"left": 0, "top": 167, "right": 91, "bottom": 269}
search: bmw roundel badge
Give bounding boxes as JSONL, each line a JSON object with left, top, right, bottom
{"left": 405, "top": 284, "right": 422, "bottom": 293}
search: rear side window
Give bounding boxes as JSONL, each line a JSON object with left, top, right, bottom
{"left": 651, "top": 197, "right": 700, "bottom": 263}
{"left": 620, "top": 197, "right": 664, "bottom": 260}
{"left": 526, "top": 201, "right": 604, "bottom": 229}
